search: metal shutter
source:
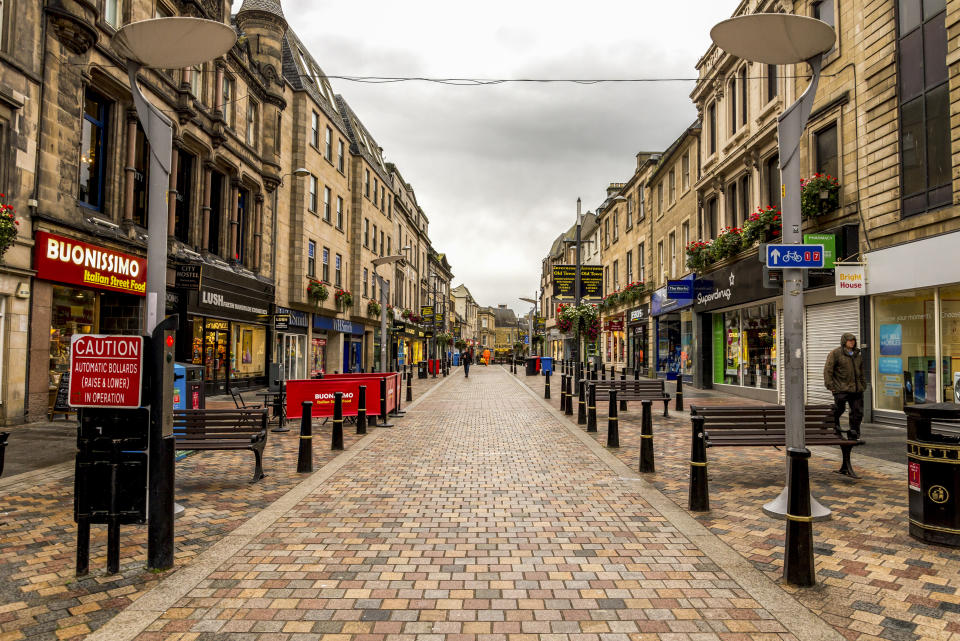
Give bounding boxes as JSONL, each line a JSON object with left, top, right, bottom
{"left": 804, "top": 300, "right": 861, "bottom": 405}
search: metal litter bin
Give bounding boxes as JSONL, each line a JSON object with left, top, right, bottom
{"left": 906, "top": 402, "right": 960, "bottom": 546}
{"left": 418, "top": 361, "right": 428, "bottom": 379}
{"left": 540, "top": 357, "right": 553, "bottom": 375}
{"left": 525, "top": 357, "right": 537, "bottom": 376}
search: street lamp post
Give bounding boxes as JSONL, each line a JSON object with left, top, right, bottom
{"left": 373, "top": 255, "right": 405, "bottom": 373}
{"left": 711, "top": 13, "right": 835, "bottom": 586}
{"left": 520, "top": 296, "right": 538, "bottom": 359}
{"left": 114, "top": 17, "right": 235, "bottom": 572}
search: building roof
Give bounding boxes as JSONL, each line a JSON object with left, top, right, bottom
{"left": 648, "top": 120, "right": 701, "bottom": 184}
{"left": 333, "top": 95, "right": 392, "bottom": 185}
{"left": 237, "top": 0, "right": 284, "bottom": 19}
{"left": 493, "top": 306, "right": 517, "bottom": 326}
{"left": 281, "top": 29, "right": 343, "bottom": 131}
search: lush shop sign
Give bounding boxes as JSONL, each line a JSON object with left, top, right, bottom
{"left": 34, "top": 231, "right": 146, "bottom": 296}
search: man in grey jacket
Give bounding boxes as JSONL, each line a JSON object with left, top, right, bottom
{"left": 823, "top": 332, "right": 865, "bottom": 439}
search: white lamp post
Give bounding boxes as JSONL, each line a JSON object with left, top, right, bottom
{"left": 113, "top": 17, "right": 235, "bottom": 571}
{"left": 710, "top": 13, "right": 835, "bottom": 587}
{"left": 372, "top": 255, "right": 405, "bottom": 373}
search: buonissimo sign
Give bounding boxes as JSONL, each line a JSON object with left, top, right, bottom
{"left": 34, "top": 231, "right": 146, "bottom": 296}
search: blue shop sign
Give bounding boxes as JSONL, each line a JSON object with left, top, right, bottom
{"left": 667, "top": 280, "right": 693, "bottom": 300}
{"left": 312, "top": 314, "right": 364, "bottom": 335}
{"left": 652, "top": 274, "right": 695, "bottom": 316}
{"left": 276, "top": 306, "right": 309, "bottom": 329}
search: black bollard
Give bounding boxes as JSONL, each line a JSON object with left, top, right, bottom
{"left": 619, "top": 370, "right": 628, "bottom": 411}
{"left": 639, "top": 400, "right": 655, "bottom": 473}
{"left": 610, "top": 365, "right": 615, "bottom": 381}
{"left": 0, "top": 431, "right": 8, "bottom": 477}
{"left": 601, "top": 365, "right": 606, "bottom": 381}
{"left": 577, "top": 378, "right": 586, "bottom": 425}
{"left": 675, "top": 374, "right": 684, "bottom": 412}
{"left": 331, "top": 392, "right": 344, "bottom": 450}
{"left": 406, "top": 367, "right": 413, "bottom": 402}
{"left": 634, "top": 366, "right": 640, "bottom": 381}
{"left": 591, "top": 363, "right": 598, "bottom": 381}
{"left": 562, "top": 375, "right": 572, "bottom": 416}
{"left": 607, "top": 389, "right": 619, "bottom": 448}
{"left": 688, "top": 415, "right": 709, "bottom": 512}
{"left": 392, "top": 373, "right": 405, "bottom": 417}
{"left": 587, "top": 383, "right": 597, "bottom": 433}
{"left": 297, "top": 401, "right": 313, "bottom": 473}
{"left": 356, "top": 385, "right": 368, "bottom": 434}
{"left": 784, "top": 448, "right": 816, "bottom": 586}
{"left": 379, "top": 377, "right": 394, "bottom": 427}
{"left": 545, "top": 371, "right": 552, "bottom": 400}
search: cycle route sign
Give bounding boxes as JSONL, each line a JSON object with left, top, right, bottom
{"left": 765, "top": 244, "right": 825, "bottom": 269}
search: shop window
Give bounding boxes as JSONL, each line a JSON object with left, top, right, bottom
{"left": 307, "top": 240, "right": 315, "bottom": 278}
{"left": 323, "top": 186, "right": 331, "bottom": 222}
{"left": 231, "top": 323, "right": 266, "bottom": 380}
{"left": 941, "top": 286, "right": 960, "bottom": 403}
{"left": 79, "top": 89, "right": 110, "bottom": 211}
{"left": 716, "top": 304, "right": 777, "bottom": 389}
{"left": 50, "top": 286, "right": 97, "bottom": 388}
{"left": 765, "top": 154, "right": 781, "bottom": 211}
{"left": 336, "top": 196, "right": 344, "bottom": 230}
{"left": 815, "top": 122, "right": 839, "bottom": 178}
{"left": 335, "top": 253, "right": 342, "bottom": 288}
{"left": 322, "top": 246, "right": 329, "bottom": 282}
{"left": 209, "top": 170, "right": 223, "bottom": 255}
{"left": 174, "top": 150, "right": 193, "bottom": 243}
{"left": 874, "top": 290, "right": 937, "bottom": 411}
{"left": 898, "top": 0, "right": 950, "bottom": 216}
{"left": 767, "top": 64, "right": 778, "bottom": 102}
{"left": 132, "top": 124, "right": 150, "bottom": 227}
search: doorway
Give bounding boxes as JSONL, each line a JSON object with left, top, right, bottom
{"left": 204, "top": 327, "right": 229, "bottom": 394}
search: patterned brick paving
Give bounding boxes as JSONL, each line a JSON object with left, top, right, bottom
{"left": 133, "top": 365, "right": 799, "bottom": 641}
{"left": 525, "top": 367, "right": 960, "bottom": 641}
{"left": 0, "top": 373, "right": 442, "bottom": 641}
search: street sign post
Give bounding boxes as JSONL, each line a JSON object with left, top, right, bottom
{"left": 765, "top": 244, "right": 825, "bottom": 269}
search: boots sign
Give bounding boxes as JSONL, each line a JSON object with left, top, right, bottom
{"left": 68, "top": 335, "right": 144, "bottom": 408}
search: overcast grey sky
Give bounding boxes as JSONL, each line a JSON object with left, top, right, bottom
{"left": 235, "top": 0, "right": 735, "bottom": 313}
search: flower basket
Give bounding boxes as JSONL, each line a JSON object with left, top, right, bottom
{"left": 306, "top": 279, "right": 328, "bottom": 306}
{"left": 0, "top": 194, "right": 19, "bottom": 261}
{"left": 334, "top": 289, "right": 353, "bottom": 309}
{"left": 621, "top": 281, "right": 646, "bottom": 304}
{"left": 710, "top": 227, "right": 744, "bottom": 262}
{"left": 366, "top": 300, "right": 381, "bottom": 317}
{"left": 685, "top": 240, "right": 713, "bottom": 272}
{"left": 436, "top": 332, "right": 453, "bottom": 346}
{"left": 801, "top": 174, "right": 840, "bottom": 219}
{"left": 742, "top": 206, "right": 782, "bottom": 246}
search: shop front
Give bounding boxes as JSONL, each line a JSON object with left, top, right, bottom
{"left": 30, "top": 230, "right": 146, "bottom": 418}
{"left": 651, "top": 274, "right": 694, "bottom": 380}
{"left": 172, "top": 262, "right": 273, "bottom": 395}
{"left": 864, "top": 229, "right": 960, "bottom": 422}
{"left": 274, "top": 307, "right": 310, "bottom": 380}
{"left": 312, "top": 314, "right": 364, "bottom": 374}
{"left": 603, "top": 315, "right": 626, "bottom": 369}
{"left": 627, "top": 304, "right": 650, "bottom": 374}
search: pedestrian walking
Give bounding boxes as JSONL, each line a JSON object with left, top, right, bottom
{"left": 463, "top": 348, "right": 473, "bottom": 378}
{"left": 823, "top": 332, "right": 865, "bottom": 439}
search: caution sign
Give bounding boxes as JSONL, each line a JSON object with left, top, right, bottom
{"left": 68, "top": 335, "right": 144, "bottom": 408}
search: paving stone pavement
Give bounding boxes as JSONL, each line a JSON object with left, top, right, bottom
{"left": 81, "top": 363, "right": 853, "bottom": 641}
{"left": 521, "top": 367, "right": 960, "bottom": 641}
{"left": 0, "top": 372, "right": 443, "bottom": 641}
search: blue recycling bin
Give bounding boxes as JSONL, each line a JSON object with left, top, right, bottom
{"left": 540, "top": 357, "right": 553, "bottom": 375}
{"left": 173, "top": 362, "right": 204, "bottom": 410}
{"left": 453, "top": 353, "right": 460, "bottom": 366}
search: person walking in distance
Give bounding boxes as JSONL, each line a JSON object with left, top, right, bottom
{"left": 463, "top": 347, "right": 473, "bottom": 378}
{"left": 823, "top": 332, "right": 866, "bottom": 439}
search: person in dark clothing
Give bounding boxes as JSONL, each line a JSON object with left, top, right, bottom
{"left": 823, "top": 332, "right": 866, "bottom": 439}
{"left": 463, "top": 348, "right": 473, "bottom": 378}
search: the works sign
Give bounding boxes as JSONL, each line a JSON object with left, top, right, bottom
{"left": 34, "top": 231, "right": 146, "bottom": 296}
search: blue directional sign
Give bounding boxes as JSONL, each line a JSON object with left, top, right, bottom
{"left": 765, "top": 244, "right": 825, "bottom": 269}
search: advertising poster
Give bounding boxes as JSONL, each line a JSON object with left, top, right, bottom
{"left": 879, "top": 324, "right": 902, "bottom": 355}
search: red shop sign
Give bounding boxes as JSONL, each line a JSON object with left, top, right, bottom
{"left": 68, "top": 335, "right": 144, "bottom": 408}
{"left": 605, "top": 320, "right": 625, "bottom": 332}
{"left": 34, "top": 231, "right": 147, "bottom": 296}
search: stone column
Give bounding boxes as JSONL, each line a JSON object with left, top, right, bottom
{"left": 201, "top": 162, "right": 213, "bottom": 252}
{"left": 230, "top": 179, "right": 240, "bottom": 262}
{"left": 215, "top": 63, "right": 224, "bottom": 114}
{"left": 124, "top": 112, "right": 137, "bottom": 224}
{"left": 167, "top": 145, "right": 179, "bottom": 238}
{"left": 254, "top": 193, "right": 264, "bottom": 272}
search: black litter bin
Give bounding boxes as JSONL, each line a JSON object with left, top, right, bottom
{"left": 906, "top": 402, "right": 960, "bottom": 546}
{"left": 418, "top": 361, "right": 428, "bottom": 379}
{"left": 525, "top": 357, "right": 537, "bottom": 376}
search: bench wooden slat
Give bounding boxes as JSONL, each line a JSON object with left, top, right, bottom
{"left": 172, "top": 409, "right": 268, "bottom": 482}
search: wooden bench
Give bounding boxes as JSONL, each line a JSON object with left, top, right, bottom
{"left": 173, "top": 409, "right": 269, "bottom": 483}
{"left": 581, "top": 378, "right": 672, "bottom": 417}
{"left": 690, "top": 404, "right": 864, "bottom": 477}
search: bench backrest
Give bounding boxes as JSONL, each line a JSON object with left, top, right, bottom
{"left": 690, "top": 404, "right": 834, "bottom": 432}
{"left": 581, "top": 379, "right": 666, "bottom": 392}
{"left": 173, "top": 409, "right": 267, "bottom": 439}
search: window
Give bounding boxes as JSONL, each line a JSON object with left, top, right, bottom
{"left": 898, "top": 0, "right": 950, "bottom": 216}
{"left": 222, "top": 76, "right": 234, "bottom": 127}
{"left": 275, "top": 112, "right": 282, "bottom": 158}
{"left": 657, "top": 241, "right": 664, "bottom": 285}
{"left": 79, "top": 89, "right": 110, "bottom": 211}
{"left": 380, "top": 186, "right": 386, "bottom": 211}
{"left": 707, "top": 197, "right": 719, "bottom": 239}
{"left": 337, "top": 140, "right": 345, "bottom": 172}
{"left": 681, "top": 221, "right": 690, "bottom": 253}
{"left": 308, "top": 175, "right": 317, "bottom": 212}
{"left": 613, "top": 211, "right": 618, "bottom": 240}
{"left": 322, "top": 247, "right": 329, "bottom": 282}
{"left": 626, "top": 198, "right": 633, "bottom": 228}
{"left": 739, "top": 175, "right": 750, "bottom": 227}
{"left": 311, "top": 111, "right": 319, "bottom": 148}
{"left": 657, "top": 183, "right": 663, "bottom": 215}
{"left": 364, "top": 218, "right": 369, "bottom": 247}
{"left": 236, "top": 189, "right": 249, "bottom": 264}
{"left": 638, "top": 242, "right": 646, "bottom": 282}
{"left": 336, "top": 196, "right": 344, "bottom": 230}
{"left": 626, "top": 250, "right": 633, "bottom": 284}
{"left": 209, "top": 171, "right": 223, "bottom": 254}
{"left": 739, "top": 66, "right": 748, "bottom": 128}
{"left": 387, "top": 236, "right": 391, "bottom": 256}
{"left": 814, "top": 122, "right": 839, "bottom": 180}
{"left": 728, "top": 77, "right": 737, "bottom": 135}
{"left": 307, "top": 241, "right": 316, "bottom": 277}
{"left": 335, "top": 254, "right": 342, "bottom": 287}
{"left": 604, "top": 266, "right": 610, "bottom": 294}
{"left": 669, "top": 232, "right": 676, "bottom": 277}
{"left": 325, "top": 126, "right": 333, "bottom": 161}
{"left": 371, "top": 277, "right": 376, "bottom": 301}
{"left": 246, "top": 100, "right": 259, "bottom": 146}
{"left": 373, "top": 179, "right": 378, "bottom": 205}
{"left": 638, "top": 190, "right": 645, "bottom": 221}
{"left": 604, "top": 219, "right": 609, "bottom": 246}
{"left": 174, "top": 151, "right": 194, "bottom": 243}
{"left": 813, "top": 0, "right": 835, "bottom": 27}
{"left": 766, "top": 154, "right": 781, "bottom": 211}
{"left": 380, "top": 231, "right": 384, "bottom": 256}
{"left": 323, "top": 186, "right": 331, "bottom": 222}
{"left": 104, "top": 0, "right": 120, "bottom": 27}
{"left": 132, "top": 125, "right": 150, "bottom": 227}
{"left": 365, "top": 169, "right": 370, "bottom": 197}
{"left": 613, "top": 260, "right": 619, "bottom": 290}
{"left": 190, "top": 64, "right": 203, "bottom": 100}
{"left": 682, "top": 152, "right": 690, "bottom": 191}
{"left": 372, "top": 224, "right": 378, "bottom": 253}
{"left": 767, "top": 64, "right": 779, "bottom": 102}
{"left": 727, "top": 181, "right": 738, "bottom": 228}
{"left": 707, "top": 103, "right": 717, "bottom": 154}
{"left": 363, "top": 268, "right": 368, "bottom": 297}
{"left": 668, "top": 169, "right": 676, "bottom": 203}
{"left": 387, "top": 195, "right": 392, "bottom": 218}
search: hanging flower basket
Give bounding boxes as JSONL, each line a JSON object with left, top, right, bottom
{"left": 742, "top": 205, "right": 782, "bottom": 245}
{"left": 685, "top": 240, "right": 713, "bottom": 272}
{"left": 306, "top": 279, "right": 328, "bottom": 306}
{"left": 0, "top": 194, "right": 19, "bottom": 261}
{"left": 800, "top": 173, "right": 840, "bottom": 219}
{"left": 710, "top": 226, "right": 744, "bottom": 262}
{"left": 620, "top": 281, "right": 646, "bottom": 304}
{"left": 366, "top": 300, "right": 381, "bottom": 317}
{"left": 334, "top": 289, "right": 353, "bottom": 309}
{"left": 455, "top": 338, "right": 467, "bottom": 350}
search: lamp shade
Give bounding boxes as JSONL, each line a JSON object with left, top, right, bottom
{"left": 710, "top": 14, "right": 835, "bottom": 65}
{"left": 116, "top": 18, "right": 236, "bottom": 68}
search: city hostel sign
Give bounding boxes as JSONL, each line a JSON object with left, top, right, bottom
{"left": 34, "top": 231, "right": 146, "bottom": 296}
